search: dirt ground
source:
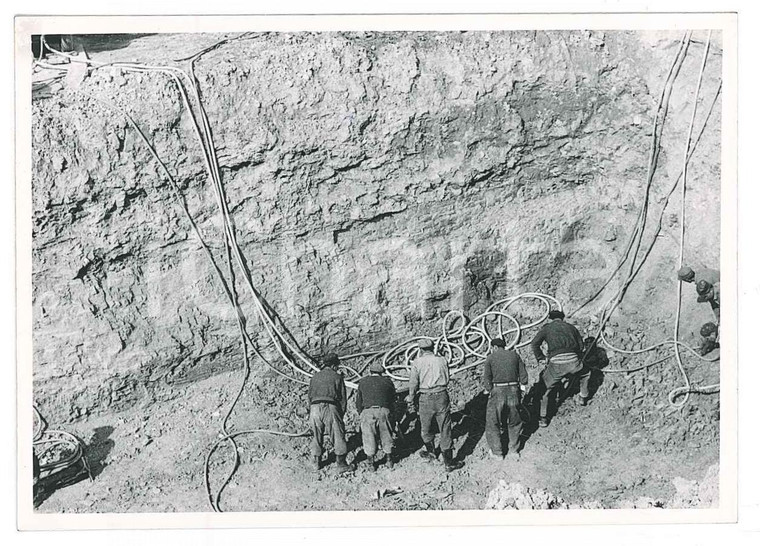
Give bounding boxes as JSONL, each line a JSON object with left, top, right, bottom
{"left": 35, "top": 352, "right": 718, "bottom": 513}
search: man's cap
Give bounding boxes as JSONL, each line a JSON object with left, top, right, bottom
{"left": 700, "top": 322, "right": 718, "bottom": 337}
{"left": 548, "top": 310, "right": 565, "bottom": 320}
{"left": 584, "top": 336, "right": 597, "bottom": 346}
{"left": 418, "top": 338, "right": 434, "bottom": 350}
{"left": 677, "top": 266, "right": 695, "bottom": 281}
{"left": 369, "top": 361, "right": 385, "bottom": 374}
{"left": 696, "top": 280, "right": 711, "bottom": 295}
{"left": 491, "top": 338, "right": 507, "bottom": 348}
{"left": 322, "top": 353, "right": 340, "bottom": 368}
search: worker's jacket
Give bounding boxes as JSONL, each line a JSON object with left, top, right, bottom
{"left": 308, "top": 368, "right": 347, "bottom": 415}
{"left": 699, "top": 336, "right": 720, "bottom": 356}
{"left": 355, "top": 374, "right": 396, "bottom": 413}
{"left": 530, "top": 319, "right": 584, "bottom": 361}
{"left": 481, "top": 348, "right": 528, "bottom": 391}
{"left": 698, "top": 282, "right": 720, "bottom": 307}
{"left": 408, "top": 352, "right": 449, "bottom": 398}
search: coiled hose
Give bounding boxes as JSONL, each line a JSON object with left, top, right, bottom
{"left": 33, "top": 405, "right": 92, "bottom": 482}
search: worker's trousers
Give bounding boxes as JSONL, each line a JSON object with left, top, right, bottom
{"left": 359, "top": 407, "right": 394, "bottom": 457}
{"left": 418, "top": 390, "right": 453, "bottom": 451}
{"left": 577, "top": 366, "right": 592, "bottom": 398}
{"left": 710, "top": 301, "right": 720, "bottom": 323}
{"left": 309, "top": 402, "right": 347, "bottom": 457}
{"left": 485, "top": 385, "right": 523, "bottom": 455}
{"left": 540, "top": 353, "right": 583, "bottom": 417}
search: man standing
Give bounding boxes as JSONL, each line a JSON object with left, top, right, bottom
{"left": 696, "top": 280, "right": 721, "bottom": 323}
{"left": 356, "top": 361, "right": 396, "bottom": 471}
{"left": 407, "top": 338, "right": 464, "bottom": 472}
{"left": 308, "top": 353, "right": 352, "bottom": 473}
{"left": 481, "top": 338, "right": 528, "bottom": 461}
{"left": 531, "top": 310, "right": 585, "bottom": 427}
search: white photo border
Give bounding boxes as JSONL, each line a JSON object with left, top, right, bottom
{"left": 15, "top": 12, "right": 739, "bottom": 530}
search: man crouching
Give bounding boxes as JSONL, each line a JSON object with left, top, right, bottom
{"left": 356, "top": 361, "right": 397, "bottom": 471}
{"left": 308, "top": 353, "right": 352, "bottom": 474}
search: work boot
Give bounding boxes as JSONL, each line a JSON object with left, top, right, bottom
{"left": 373, "top": 452, "right": 391, "bottom": 470}
{"left": 419, "top": 442, "right": 437, "bottom": 461}
{"left": 538, "top": 416, "right": 549, "bottom": 428}
{"left": 443, "top": 449, "right": 464, "bottom": 472}
{"left": 506, "top": 452, "right": 521, "bottom": 462}
{"left": 578, "top": 396, "right": 589, "bottom": 407}
{"left": 335, "top": 454, "right": 354, "bottom": 474}
{"left": 311, "top": 455, "right": 321, "bottom": 472}
{"left": 489, "top": 450, "right": 503, "bottom": 461}
{"left": 364, "top": 454, "right": 376, "bottom": 473}
{"left": 385, "top": 454, "right": 395, "bottom": 470}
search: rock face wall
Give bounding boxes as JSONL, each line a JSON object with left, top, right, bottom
{"left": 31, "top": 31, "right": 722, "bottom": 421}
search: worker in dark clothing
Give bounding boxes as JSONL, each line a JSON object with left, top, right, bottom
{"left": 699, "top": 322, "right": 720, "bottom": 356}
{"left": 531, "top": 310, "right": 584, "bottom": 427}
{"left": 308, "top": 353, "right": 352, "bottom": 473}
{"left": 481, "top": 338, "right": 528, "bottom": 461}
{"left": 678, "top": 265, "right": 720, "bottom": 322}
{"left": 407, "top": 338, "right": 464, "bottom": 472}
{"left": 696, "top": 280, "right": 720, "bottom": 323}
{"left": 574, "top": 336, "right": 605, "bottom": 406}
{"left": 356, "top": 361, "right": 397, "bottom": 471}
{"left": 577, "top": 335, "right": 610, "bottom": 400}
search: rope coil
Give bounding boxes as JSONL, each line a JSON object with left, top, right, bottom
{"left": 33, "top": 405, "right": 92, "bottom": 481}
{"left": 380, "top": 294, "right": 560, "bottom": 382}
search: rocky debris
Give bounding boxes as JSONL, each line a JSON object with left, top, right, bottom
{"left": 485, "top": 480, "right": 569, "bottom": 510}
{"left": 669, "top": 463, "right": 719, "bottom": 508}
{"left": 616, "top": 497, "right": 665, "bottom": 509}
{"left": 486, "top": 465, "right": 717, "bottom": 510}
{"left": 372, "top": 487, "right": 403, "bottom": 500}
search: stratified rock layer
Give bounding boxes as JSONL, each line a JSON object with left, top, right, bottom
{"left": 31, "top": 31, "right": 722, "bottom": 422}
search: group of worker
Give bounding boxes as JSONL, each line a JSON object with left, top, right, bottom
{"left": 307, "top": 340, "right": 466, "bottom": 474}
{"left": 307, "top": 264, "right": 722, "bottom": 473}
{"left": 306, "top": 307, "right": 599, "bottom": 473}
{"left": 677, "top": 265, "right": 721, "bottom": 355}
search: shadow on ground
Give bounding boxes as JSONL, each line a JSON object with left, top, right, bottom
{"left": 34, "top": 426, "right": 115, "bottom": 508}
{"left": 452, "top": 391, "right": 487, "bottom": 463}
{"left": 522, "top": 347, "right": 609, "bottom": 443}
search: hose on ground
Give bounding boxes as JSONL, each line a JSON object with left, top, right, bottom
{"left": 33, "top": 405, "right": 92, "bottom": 481}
